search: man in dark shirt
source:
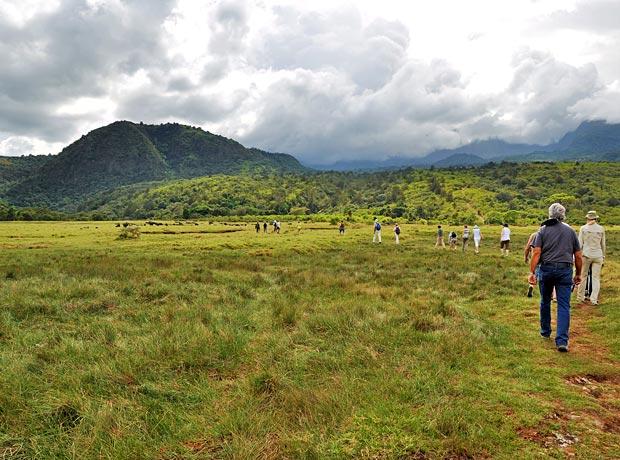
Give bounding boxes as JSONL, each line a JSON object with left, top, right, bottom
{"left": 529, "top": 203, "right": 582, "bottom": 352}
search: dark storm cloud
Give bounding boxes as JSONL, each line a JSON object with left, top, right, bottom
{"left": 0, "top": 0, "right": 176, "bottom": 141}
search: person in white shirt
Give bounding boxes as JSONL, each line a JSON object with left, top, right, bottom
{"left": 577, "top": 211, "right": 606, "bottom": 305}
{"left": 473, "top": 225, "right": 482, "bottom": 254}
{"left": 500, "top": 223, "right": 511, "bottom": 256}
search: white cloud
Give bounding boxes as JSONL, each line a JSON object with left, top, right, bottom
{"left": 0, "top": 0, "right": 619, "bottom": 162}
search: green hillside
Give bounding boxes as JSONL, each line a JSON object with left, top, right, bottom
{"left": 78, "top": 161, "right": 620, "bottom": 224}
{"left": 5, "top": 121, "right": 307, "bottom": 207}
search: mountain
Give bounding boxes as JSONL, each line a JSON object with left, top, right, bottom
{"left": 6, "top": 121, "right": 306, "bottom": 207}
{"left": 315, "top": 120, "right": 620, "bottom": 170}
{"left": 431, "top": 153, "right": 486, "bottom": 168}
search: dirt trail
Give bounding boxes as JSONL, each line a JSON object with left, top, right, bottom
{"left": 519, "top": 301, "right": 620, "bottom": 457}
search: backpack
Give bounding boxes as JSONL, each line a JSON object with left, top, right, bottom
{"left": 395, "top": 226, "right": 400, "bottom": 235}
{"left": 375, "top": 222, "right": 381, "bottom": 231}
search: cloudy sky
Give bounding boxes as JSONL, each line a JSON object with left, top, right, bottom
{"left": 1, "top": 0, "right": 619, "bottom": 164}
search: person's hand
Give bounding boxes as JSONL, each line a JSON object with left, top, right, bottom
{"left": 528, "top": 273, "right": 537, "bottom": 285}
{"left": 573, "top": 275, "right": 582, "bottom": 285}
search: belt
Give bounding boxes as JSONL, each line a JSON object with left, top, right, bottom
{"left": 540, "top": 262, "right": 573, "bottom": 268}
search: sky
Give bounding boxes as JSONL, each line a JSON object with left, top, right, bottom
{"left": 1, "top": 0, "right": 619, "bottom": 164}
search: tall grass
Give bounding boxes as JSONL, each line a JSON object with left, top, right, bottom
{"left": 0, "top": 221, "right": 617, "bottom": 458}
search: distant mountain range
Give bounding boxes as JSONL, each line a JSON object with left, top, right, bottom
{"left": 1, "top": 119, "right": 619, "bottom": 211}
{"left": 1, "top": 121, "right": 306, "bottom": 207}
{"left": 310, "top": 120, "right": 620, "bottom": 170}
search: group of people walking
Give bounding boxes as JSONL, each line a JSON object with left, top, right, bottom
{"left": 434, "top": 223, "right": 505, "bottom": 254}
{"left": 371, "top": 219, "right": 401, "bottom": 244}
{"left": 371, "top": 205, "right": 607, "bottom": 354}
{"left": 527, "top": 205, "right": 606, "bottom": 353}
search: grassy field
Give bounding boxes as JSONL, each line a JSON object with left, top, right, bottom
{"left": 0, "top": 221, "right": 618, "bottom": 459}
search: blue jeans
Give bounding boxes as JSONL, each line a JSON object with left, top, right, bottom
{"left": 538, "top": 265, "right": 573, "bottom": 346}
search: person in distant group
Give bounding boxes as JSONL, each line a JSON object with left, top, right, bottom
{"left": 473, "top": 225, "right": 482, "bottom": 254}
{"left": 500, "top": 223, "right": 511, "bottom": 256}
{"left": 394, "top": 223, "right": 401, "bottom": 244}
{"left": 276, "top": 221, "right": 281, "bottom": 234}
{"left": 255, "top": 222, "right": 260, "bottom": 233}
{"left": 577, "top": 211, "right": 606, "bottom": 306}
{"left": 263, "top": 222, "right": 268, "bottom": 233}
{"left": 373, "top": 219, "right": 382, "bottom": 243}
{"left": 449, "top": 230, "right": 458, "bottom": 250}
{"left": 339, "top": 221, "right": 345, "bottom": 235}
{"left": 462, "top": 225, "right": 470, "bottom": 252}
{"left": 273, "top": 220, "right": 278, "bottom": 233}
{"left": 529, "top": 203, "right": 582, "bottom": 352}
{"left": 435, "top": 225, "right": 445, "bottom": 248}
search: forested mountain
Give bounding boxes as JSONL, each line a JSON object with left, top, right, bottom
{"left": 5, "top": 121, "right": 306, "bottom": 207}
{"left": 1, "top": 120, "right": 619, "bottom": 223}
{"left": 75, "top": 161, "right": 620, "bottom": 225}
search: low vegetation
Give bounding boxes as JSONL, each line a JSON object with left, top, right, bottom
{"left": 0, "top": 221, "right": 617, "bottom": 458}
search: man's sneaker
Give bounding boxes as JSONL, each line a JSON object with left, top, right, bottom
{"left": 540, "top": 333, "right": 551, "bottom": 339}
{"left": 557, "top": 344, "right": 569, "bottom": 352}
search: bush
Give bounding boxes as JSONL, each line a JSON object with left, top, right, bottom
{"left": 118, "top": 225, "right": 140, "bottom": 239}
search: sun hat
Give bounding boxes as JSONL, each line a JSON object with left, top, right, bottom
{"left": 585, "top": 210, "right": 599, "bottom": 220}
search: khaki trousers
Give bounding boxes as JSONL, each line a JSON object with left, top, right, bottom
{"left": 578, "top": 256, "right": 603, "bottom": 304}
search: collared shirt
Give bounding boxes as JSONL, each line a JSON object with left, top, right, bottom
{"left": 578, "top": 222, "right": 606, "bottom": 259}
{"left": 533, "top": 219, "right": 580, "bottom": 264}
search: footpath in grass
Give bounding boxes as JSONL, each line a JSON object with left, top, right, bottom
{"left": 0, "top": 221, "right": 617, "bottom": 459}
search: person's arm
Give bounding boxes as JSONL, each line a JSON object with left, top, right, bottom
{"left": 573, "top": 250, "right": 583, "bottom": 285}
{"left": 524, "top": 235, "right": 533, "bottom": 263}
{"left": 578, "top": 227, "right": 584, "bottom": 250}
{"left": 601, "top": 229, "right": 606, "bottom": 261}
{"left": 528, "top": 247, "right": 541, "bottom": 285}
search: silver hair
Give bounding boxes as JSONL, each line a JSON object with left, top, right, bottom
{"left": 548, "top": 202, "right": 566, "bottom": 221}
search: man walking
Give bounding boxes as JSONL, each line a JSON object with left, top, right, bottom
{"left": 528, "top": 203, "right": 582, "bottom": 352}
{"left": 577, "top": 211, "right": 606, "bottom": 305}
{"left": 435, "top": 225, "right": 445, "bottom": 248}
{"left": 500, "top": 223, "right": 511, "bottom": 256}
{"left": 373, "top": 219, "right": 382, "bottom": 243}
{"left": 394, "top": 223, "right": 401, "bottom": 244}
{"left": 462, "top": 225, "right": 470, "bottom": 252}
{"left": 473, "top": 225, "right": 482, "bottom": 254}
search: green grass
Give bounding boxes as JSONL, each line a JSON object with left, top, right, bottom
{"left": 0, "top": 221, "right": 618, "bottom": 459}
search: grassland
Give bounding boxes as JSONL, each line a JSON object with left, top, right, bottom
{"left": 0, "top": 221, "right": 618, "bottom": 459}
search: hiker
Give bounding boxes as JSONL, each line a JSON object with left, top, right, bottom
{"left": 500, "top": 223, "right": 511, "bottom": 255}
{"left": 255, "top": 222, "right": 260, "bottom": 233}
{"left": 339, "top": 221, "right": 345, "bottom": 235}
{"left": 273, "top": 220, "right": 277, "bottom": 233}
{"left": 473, "top": 225, "right": 482, "bottom": 254}
{"left": 394, "top": 223, "right": 401, "bottom": 244}
{"left": 462, "top": 225, "right": 470, "bottom": 252}
{"left": 449, "top": 230, "right": 458, "bottom": 250}
{"left": 435, "top": 225, "right": 445, "bottom": 248}
{"left": 528, "top": 203, "right": 582, "bottom": 352}
{"left": 577, "top": 211, "right": 606, "bottom": 306}
{"left": 263, "top": 222, "right": 268, "bottom": 233}
{"left": 373, "top": 219, "right": 382, "bottom": 243}
{"left": 276, "top": 221, "right": 281, "bottom": 234}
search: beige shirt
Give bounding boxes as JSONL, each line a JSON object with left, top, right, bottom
{"left": 578, "top": 222, "right": 606, "bottom": 259}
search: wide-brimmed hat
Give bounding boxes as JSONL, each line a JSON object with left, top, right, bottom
{"left": 585, "top": 210, "right": 599, "bottom": 220}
